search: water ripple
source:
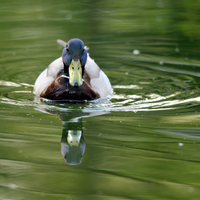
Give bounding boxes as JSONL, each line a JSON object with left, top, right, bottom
{"left": 0, "top": 79, "right": 200, "bottom": 113}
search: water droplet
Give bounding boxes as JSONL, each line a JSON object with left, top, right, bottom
{"left": 8, "top": 184, "right": 18, "bottom": 189}
{"left": 175, "top": 48, "right": 179, "bottom": 52}
{"left": 179, "top": 143, "right": 184, "bottom": 147}
{"left": 159, "top": 61, "right": 164, "bottom": 65}
{"left": 133, "top": 50, "right": 140, "bottom": 55}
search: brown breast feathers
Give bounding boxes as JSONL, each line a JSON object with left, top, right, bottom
{"left": 40, "top": 76, "right": 100, "bottom": 101}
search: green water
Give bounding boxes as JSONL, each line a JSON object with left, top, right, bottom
{"left": 1, "top": 0, "right": 200, "bottom": 199}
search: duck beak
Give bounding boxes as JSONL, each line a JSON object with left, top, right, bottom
{"left": 67, "top": 130, "right": 82, "bottom": 146}
{"left": 69, "top": 59, "right": 82, "bottom": 87}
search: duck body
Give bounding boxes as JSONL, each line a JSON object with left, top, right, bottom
{"left": 40, "top": 74, "right": 100, "bottom": 101}
{"left": 34, "top": 39, "right": 112, "bottom": 102}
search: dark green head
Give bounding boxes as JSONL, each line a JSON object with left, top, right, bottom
{"left": 62, "top": 39, "right": 87, "bottom": 87}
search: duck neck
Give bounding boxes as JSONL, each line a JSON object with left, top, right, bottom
{"left": 64, "top": 63, "right": 69, "bottom": 75}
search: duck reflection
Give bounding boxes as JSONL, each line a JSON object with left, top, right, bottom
{"left": 61, "top": 118, "right": 85, "bottom": 165}
{"left": 36, "top": 103, "right": 109, "bottom": 165}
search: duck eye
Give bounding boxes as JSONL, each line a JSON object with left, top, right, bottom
{"left": 82, "top": 49, "right": 85, "bottom": 54}
{"left": 66, "top": 48, "right": 69, "bottom": 53}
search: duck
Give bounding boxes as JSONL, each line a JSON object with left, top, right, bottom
{"left": 33, "top": 38, "right": 112, "bottom": 102}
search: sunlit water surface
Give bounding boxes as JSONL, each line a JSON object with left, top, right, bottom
{"left": 1, "top": 0, "right": 200, "bottom": 199}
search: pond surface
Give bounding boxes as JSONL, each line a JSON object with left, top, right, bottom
{"left": 1, "top": 0, "right": 200, "bottom": 199}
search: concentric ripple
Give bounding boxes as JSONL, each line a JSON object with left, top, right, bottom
{"left": 1, "top": 78, "right": 200, "bottom": 113}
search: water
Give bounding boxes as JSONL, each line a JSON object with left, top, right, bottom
{"left": 1, "top": 0, "right": 200, "bottom": 199}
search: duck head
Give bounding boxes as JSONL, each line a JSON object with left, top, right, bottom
{"left": 62, "top": 38, "right": 87, "bottom": 87}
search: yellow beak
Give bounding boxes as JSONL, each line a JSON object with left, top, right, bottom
{"left": 67, "top": 130, "right": 82, "bottom": 146}
{"left": 69, "top": 59, "right": 82, "bottom": 87}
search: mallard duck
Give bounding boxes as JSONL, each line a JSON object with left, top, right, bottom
{"left": 34, "top": 38, "right": 112, "bottom": 102}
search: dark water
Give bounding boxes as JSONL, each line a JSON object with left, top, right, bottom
{"left": 1, "top": 0, "right": 200, "bottom": 199}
